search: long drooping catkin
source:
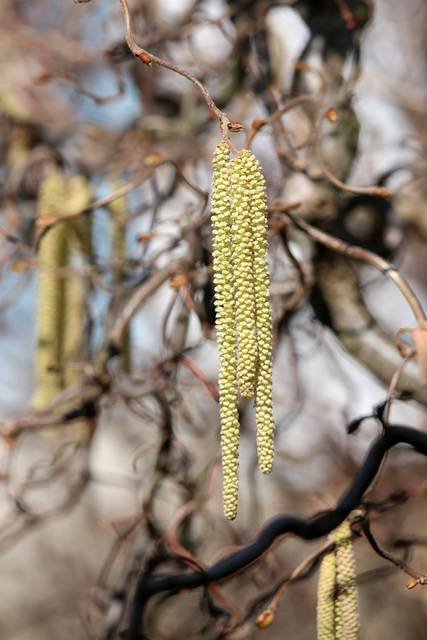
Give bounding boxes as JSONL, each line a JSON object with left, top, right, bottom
{"left": 211, "top": 142, "right": 275, "bottom": 519}
{"left": 230, "top": 154, "right": 258, "bottom": 399}
{"left": 211, "top": 142, "right": 240, "bottom": 520}
{"left": 242, "top": 152, "right": 275, "bottom": 474}
{"left": 317, "top": 520, "right": 359, "bottom": 640}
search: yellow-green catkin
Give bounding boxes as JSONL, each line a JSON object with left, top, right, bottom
{"left": 62, "top": 175, "right": 92, "bottom": 388}
{"left": 32, "top": 170, "right": 70, "bottom": 412}
{"left": 212, "top": 142, "right": 240, "bottom": 520}
{"left": 242, "top": 152, "right": 274, "bottom": 474}
{"left": 230, "top": 152, "right": 258, "bottom": 399}
{"left": 211, "top": 142, "right": 275, "bottom": 518}
{"left": 335, "top": 521, "right": 359, "bottom": 640}
{"left": 33, "top": 171, "right": 91, "bottom": 441}
{"left": 317, "top": 520, "right": 359, "bottom": 640}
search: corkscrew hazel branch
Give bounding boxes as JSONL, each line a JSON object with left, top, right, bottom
{"left": 123, "top": 425, "right": 427, "bottom": 640}
{"left": 117, "top": 0, "right": 226, "bottom": 123}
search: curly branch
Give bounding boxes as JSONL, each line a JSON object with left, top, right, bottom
{"left": 117, "top": 0, "right": 225, "bottom": 122}
{"left": 123, "top": 425, "right": 427, "bottom": 639}
{"left": 310, "top": 109, "right": 391, "bottom": 198}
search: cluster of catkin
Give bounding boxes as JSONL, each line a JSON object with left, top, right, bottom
{"left": 317, "top": 520, "right": 359, "bottom": 640}
{"left": 211, "top": 141, "right": 275, "bottom": 520}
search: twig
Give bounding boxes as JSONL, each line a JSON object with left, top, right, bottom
{"left": 384, "top": 352, "right": 415, "bottom": 424}
{"left": 245, "top": 94, "right": 323, "bottom": 149}
{"left": 110, "top": 259, "right": 187, "bottom": 352}
{"left": 118, "top": 0, "right": 225, "bottom": 122}
{"left": 255, "top": 537, "right": 334, "bottom": 628}
{"left": 278, "top": 207, "right": 427, "bottom": 326}
{"left": 362, "top": 520, "right": 427, "bottom": 588}
{"left": 36, "top": 68, "right": 125, "bottom": 104}
{"left": 310, "top": 109, "right": 391, "bottom": 198}
{"left": 35, "top": 166, "right": 159, "bottom": 246}
{"left": 123, "top": 425, "right": 427, "bottom": 639}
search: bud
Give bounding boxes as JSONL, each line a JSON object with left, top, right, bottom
{"left": 138, "top": 51, "right": 152, "bottom": 67}
{"left": 406, "top": 578, "right": 419, "bottom": 590}
{"left": 227, "top": 121, "right": 244, "bottom": 132}
{"left": 35, "top": 71, "right": 51, "bottom": 84}
{"left": 255, "top": 610, "right": 275, "bottom": 629}
{"left": 144, "top": 153, "right": 165, "bottom": 166}
{"left": 326, "top": 108, "right": 338, "bottom": 123}
{"left": 169, "top": 273, "right": 189, "bottom": 288}
{"left": 373, "top": 186, "right": 391, "bottom": 198}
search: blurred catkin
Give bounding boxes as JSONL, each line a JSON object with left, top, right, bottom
{"left": 33, "top": 169, "right": 91, "bottom": 441}
{"left": 108, "top": 179, "right": 131, "bottom": 372}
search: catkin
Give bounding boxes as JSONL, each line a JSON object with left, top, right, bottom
{"left": 317, "top": 520, "right": 359, "bottom": 640}
{"left": 243, "top": 152, "right": 275, "bottom": 474}
{"left": 211, "top": 142, "right": 275, "bottom": 519}
{"left": 211, "top": 142, "right": 240, "bottom": 520}
{"left": 230, "top": 153, "right": 258, "bottom": 399}
{"left": 33, "top": 170, "right": 91, "bottom": 441}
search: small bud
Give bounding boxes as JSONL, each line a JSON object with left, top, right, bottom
{"left": 326, "top": 108, "right": 338, "bottom": 122}
{"left": 294, "top": 60, "right": 309, "bottom": 71}
{"left": 169, "top": 273, "right": 189, "bottom": 288}
{"left": 138, "top": 51, "right": 152, "bottom": 67}
{"left": 256, "top": 611, "right": 275, "bottom": 629}
{"left": 405, "top": 578, "right": 419, "bottom": 590}
{"left": 136, "top": 232, "right": 156, "bottom": 243}
{"left": 227, "top": 121, "right": 244, "bottom": 132}
{"left": 2, "top": 435, "right": 15, "bottom": 449}
{"left": 12, "top": 259, "right": 30, "bottom": 273}
{"left": 144, "top": 153, "right": 165, "bottom": 166}
{"left": 35, "top": 71, "right": 51, "bottom": 84}
{"left": 252, "top": 118, "right": 266, "bottom": 131}
{"left": 36, "top": 214, "right": 58, "bottom": 228}
{"left": 373, "top": 186, "right": 391, "bottom": 198}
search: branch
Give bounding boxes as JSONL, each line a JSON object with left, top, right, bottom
{"left": 279, "top": 208, "right": 427, "bottom": 326}
{"left": 310, "top": 108, "right": 391, "bottom": 198}
{"left": 123, "top": 425, "right": 427, "bottom": 639}
{"left": 362, "top": 520, "right": 427, "bottom": 588}
{"left": 117, "top": 0, "right": 225, "bottom": 122}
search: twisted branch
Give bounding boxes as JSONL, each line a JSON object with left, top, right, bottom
{"left": 123, "top": 425, "right": 427, "bottom": 639}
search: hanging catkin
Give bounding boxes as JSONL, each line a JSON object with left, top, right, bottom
{"left": 211, "top": 142, "right": 274, "bottom": 519}
{"left": 317, "top": 520, "right": 359, "bottom": 640}
{"left": 211, "top": 142, "right": 240, "bottom": 520}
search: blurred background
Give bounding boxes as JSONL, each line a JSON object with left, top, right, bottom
{"left": 1, "top": 0, "right": 427, "bottom": 638}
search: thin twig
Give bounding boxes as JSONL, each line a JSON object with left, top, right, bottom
{"left": 277, "top": 207, "right": 427, "bottom": 325}
{"left": 245, "top": 94, "right": 323, "bottom": 149}
{"left": 110, "top": 260, "right": 187, "bottom": 351}
{"left": 310, "top": 109, "right": 391, "bottom": 197}
{"left": 118, "top": 0, "right": 225, "bottom": 122}
{"left": 362, "top": 520, "right": 427, "bottom": 588}
{"left": 36, "top": 68, "right": 125, "bottom": 104}
{"left": 255, "top": 537, "right": 334, "bottom": 628}
{"left": 35, "top": 166, "right": 160, "bottom": 246}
